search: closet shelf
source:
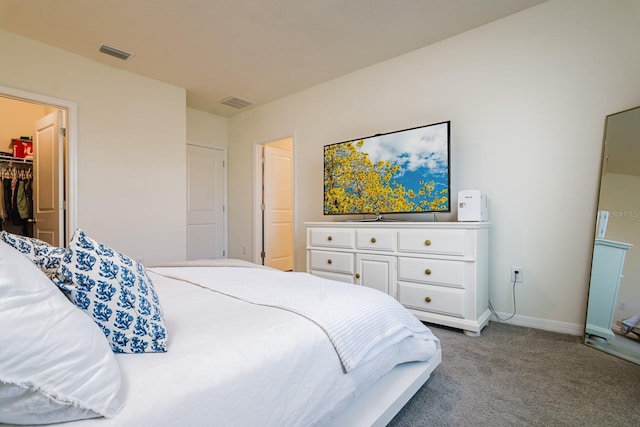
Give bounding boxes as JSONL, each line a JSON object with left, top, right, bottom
{"left": 0, "top": 155, "right": 33, "bottom": 164}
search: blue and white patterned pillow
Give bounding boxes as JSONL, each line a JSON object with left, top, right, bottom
{"left": 55, "top": 229, "right": 168, "bottom": 354}
{"left": 0, "top": 231, "right": 66, "bottom": 279}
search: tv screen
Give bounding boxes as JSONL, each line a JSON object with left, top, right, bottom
{"left": 324, "top": 121, "right": 450, "bottom": 216}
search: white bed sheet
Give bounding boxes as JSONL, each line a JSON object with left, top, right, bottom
{"left": 61, "top": 268, "right": 438, "bottom": 427}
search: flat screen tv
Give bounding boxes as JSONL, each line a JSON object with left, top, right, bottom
{"left": 324, "top": 120, "right": 450, "bottom": 218}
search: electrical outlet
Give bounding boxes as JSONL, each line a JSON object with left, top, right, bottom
{"left": 511, "top": 267, "right": 523, "bottom": 283}
{"left": 619, "top": 302, "right": 627, "bottom": 310}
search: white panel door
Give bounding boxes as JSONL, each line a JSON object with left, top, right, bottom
{"left": 33, "top": 111, "right": 63, "bottom": 246}
{"left": 263, "top": 145, "right": 293, "bottom": 270}
{"left": 187, "top": 144, "right": 225, "bottom": 259}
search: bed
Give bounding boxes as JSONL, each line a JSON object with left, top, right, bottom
{"left": 0, "top": 231, "right": 441, "bottom": 427}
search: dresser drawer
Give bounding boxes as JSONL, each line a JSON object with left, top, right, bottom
{"left": 309, "top": 250, "right": 354, "bottom": 274}
{"left": 398, "top": 282, "right": 465, "bottom": 317}
{"left": 309, "top": 228, "right": 355, "bottom": 249}
{"left": 398, "top": 257, "right": 466, "bottom": 289}
{"left": 356, "top": 229, "right": 396, "bottom": 251}
{"left": 397, "top": 229, "right": 466, "bottom": 256}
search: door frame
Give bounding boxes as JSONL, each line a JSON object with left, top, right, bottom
{"left": 0, "top": 84, "right": 77, "bottom": 246}
{"left": 252, "top": 134, "right": 296, "bottom": 268}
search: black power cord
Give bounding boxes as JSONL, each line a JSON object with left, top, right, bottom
{"left": 488, "top": 270, "right": 519, "bottom": 321}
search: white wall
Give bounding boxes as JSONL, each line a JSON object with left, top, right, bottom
{"left": 0, "top": 29, "right": 187, "bottom": 264}
{"left": 187, "top": 107, "right": 228, "bottom": 148}
{"left": 227, "top": 0, "right": 640, "bottom": 333}
{"left": 0, "top": 97, "right": 47, "bottom": 150}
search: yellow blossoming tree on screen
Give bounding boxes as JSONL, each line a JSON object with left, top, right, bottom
{"left": 324, "top": 140, "right": 448, "bottom": 214}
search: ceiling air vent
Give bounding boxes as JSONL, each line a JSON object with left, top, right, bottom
{"left": 220, "top": 96, "right": 253, "bottom": 109}
{"left": 99, "top": 44, "right": 131, "bottom": 61}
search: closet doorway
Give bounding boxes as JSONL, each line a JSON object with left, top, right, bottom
{"left": 0, "top": 87, "right": 74, "bottom": 247}
{"left": 254, "top": 137, "right": 294, "bottom": 271}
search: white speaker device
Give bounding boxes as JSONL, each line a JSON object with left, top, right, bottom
{"left": 457, "top": 190, "right": 488, "bottom": 222}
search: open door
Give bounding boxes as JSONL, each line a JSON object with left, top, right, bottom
{"left": 262, "top": 141, "right": 294, "bottom": 270}
{"left": 33, "top": 111, "right": 63, "bottom": 246}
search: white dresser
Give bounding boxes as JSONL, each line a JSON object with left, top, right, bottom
{"left": 305, "top": 222, "right": 491, "bottom": 336}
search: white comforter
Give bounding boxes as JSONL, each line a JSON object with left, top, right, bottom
{"left": 66, "top": 264, "right": 439, "bottom": 427}
{"left": 152, "top": 262, "right": 438, "bottom": 373}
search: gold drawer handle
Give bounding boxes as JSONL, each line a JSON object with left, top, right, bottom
{"left": 327, "top": 236, "right": 333, "bottom": 241}
{"left": 425, "top": 268, "right": 432, "bottom": 275}
{"left": 425, "top": 296, "right": 432, "bottom": 303}
{"left": 355, "top": 273, "right": 360, "bottom": 279}
{"left": 425, "top": 239, "right": 431, "bottom": 246}
{"left": 327, "top": 259, "right": 332, "bottom": 264}
{"left": 370, "top": 237, "right": 376, "bottom": 243}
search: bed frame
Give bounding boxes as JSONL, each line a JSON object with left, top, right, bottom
{"left": 331, "top": 348, "right": 442, "bottom": 426}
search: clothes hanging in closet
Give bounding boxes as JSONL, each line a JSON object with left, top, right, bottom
{"left": 1, "top": 178, "right": 11, "bottom": 225}
{"left": 11, "top": 177, "right": 22, "bottom": 226}
{"left": 0, "top": 162, "right": 34, "bottom": 236}
{"left": 16, "top": 179, "right": 30, "bottom": 220}
{"left": 0, "top": 179, "right": 5, "bottom": 223}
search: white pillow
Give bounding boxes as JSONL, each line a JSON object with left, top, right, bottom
{"left": 0, "top": 241, "right": 123, "bottom": 424}
{"left": 56, "top": 229, "right": 168, "bottom": 353}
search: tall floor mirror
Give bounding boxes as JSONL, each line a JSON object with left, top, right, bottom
{"left": 584, "top": 105, "right": 640, "bottom": 364}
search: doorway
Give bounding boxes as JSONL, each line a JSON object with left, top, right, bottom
{"left": 0, "top": 86, "right": 75, "bottom": 246}
{"left": 254, "top": 137, "right": 294, "bottom": 271}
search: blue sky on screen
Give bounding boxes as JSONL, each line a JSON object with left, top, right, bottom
{"left": 359, "top": 122, "right": 449, "bottom": 180}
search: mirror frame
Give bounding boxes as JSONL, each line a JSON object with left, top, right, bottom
{"left": 584, "top": 105, "right": 640, "bottom": 364}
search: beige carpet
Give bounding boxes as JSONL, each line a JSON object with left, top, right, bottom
{"left": 389, "top": 321, "right": 640, "bottom": 426}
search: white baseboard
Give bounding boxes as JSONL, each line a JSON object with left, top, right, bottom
{"left": 490, "top": 312, "right": 584, "bottom": 336}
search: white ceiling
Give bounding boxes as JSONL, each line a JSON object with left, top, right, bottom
{"left": 0, "top": 0, "right": 547, "bottom": 117}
